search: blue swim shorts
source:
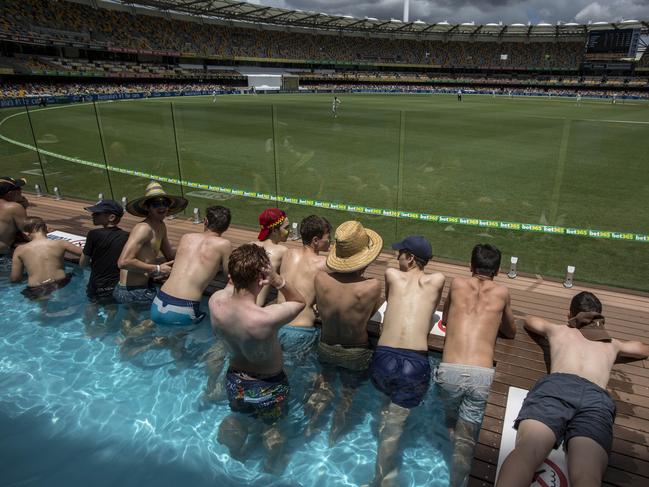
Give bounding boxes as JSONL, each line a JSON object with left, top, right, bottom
{"left": 150, "top": 289, "right": 205, "bottom": 326}
{"left": 370, "top": 345, "right": 431, "bottom": 409}
{"left": 278, "top": 325, "right": 320, "bottom": 358}
{"left": 514, "top": 373, "right": 616, "bottom": 453}
{"left": 226, "top": 368, "right": 290, "bottom": 423}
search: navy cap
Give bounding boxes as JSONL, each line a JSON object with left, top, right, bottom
{"left": 84, "top": 199, "right": 124, "bottom": 217}
{"left": 0, "top": 176, "right": 26, "bottom": 197}
{"left": 392, "top": 235, "right": 433, "bottom": 261}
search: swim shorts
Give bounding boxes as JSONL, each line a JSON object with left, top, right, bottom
{"left": 317, "top": 341, "right": 373, "bottom": 372}
{"left": 370, "top": 345, "right": 431, "bottom": 409}
{"left": 150, "top": 289, "right": 205, "bottom": 326}
{"left": 278, "top": 325, "right": 320, "bottom": 358}
{"left": 21, "top": 273, "right": 73, "bottom": 300}
{"left": 514, "top": 373, "right": 616, "bottom": 453}
{"left": 434, "top": 362, "right": 494, "bottom": 424}
{"left": 113, "top": 283, "right": 156, "bottom": 306}
{"left": 226, "top": 368, "right": 290, "bottom": 423}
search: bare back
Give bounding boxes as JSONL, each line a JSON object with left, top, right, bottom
{"left": 252, "top": 239, "right": 287, "bottom": 306}
{"left": 161, "top": 232, "right": 231, "bottom": 301}
{"left": 277, "top": 246, "right": 326, "bottom": 327}
{"left": 442, "top": 276, "right": 514, "bottom": 367}
{"left": 546, "top": 326, "right": 619, "bottom": 389}
{"left": 380, "top": 268, "right": 445, "bottom": 351}
{"left": 315, "top": 271, "right": 382, "bottom": 347}
{"left": 0, "top": 200, "right": 26, "bottom": 255}
{"left": 209, "top": 287, "right": 303, "bottom": 375}
{"left": 14, "top": 239, "right": 68, "bottom": 286}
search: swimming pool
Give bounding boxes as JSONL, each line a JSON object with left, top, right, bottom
{"left": 0, "top": 266, "right": 450, "bottom": 487}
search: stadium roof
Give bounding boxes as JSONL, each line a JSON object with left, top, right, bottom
{"left": 116, "top": 0, "right": 649, "bottom": 38}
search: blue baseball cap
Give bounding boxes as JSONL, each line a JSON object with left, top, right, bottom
{"left": 84, "top": 199, "right": 124, "bottom": 217}
{"left": 392, "top": 235, "right": 433, "bottom": 261}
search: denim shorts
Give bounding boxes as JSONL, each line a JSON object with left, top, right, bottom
{"left": 434, "top": 362, "right": 494, "bottom": 424}
{"left": 515, "top": 373, "right": 616, "bottom": 453}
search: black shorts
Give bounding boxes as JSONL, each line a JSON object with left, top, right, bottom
{"left": 514, "top": 373, "right": 616, "bottom": 453}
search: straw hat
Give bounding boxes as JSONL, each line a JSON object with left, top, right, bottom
{"left": 126, "top": 181, "right": 188, "bottom": 218}
{"left": 326, "top": 221, "right": 383, "bottom": 273}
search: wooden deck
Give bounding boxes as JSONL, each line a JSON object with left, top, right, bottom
{"left": 28, "top": 195, "right": 649, "bottom": 486}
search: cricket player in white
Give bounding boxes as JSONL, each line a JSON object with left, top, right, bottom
{"left": 212, "top": 90, "right": 217, "bottom": 103}
{"left": 332, "top": 96, "right": 341, "bottom": 118}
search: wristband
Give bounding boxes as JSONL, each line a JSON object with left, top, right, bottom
{"left": 276, "top": 277, "right": 286, "bottom": 290}
{"left": 155, "top": 264, "right": 161, "bottom": 275}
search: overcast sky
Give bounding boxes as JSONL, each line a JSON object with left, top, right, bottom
{"left": 248, "top": 0, "right": 649, "bottom": 25}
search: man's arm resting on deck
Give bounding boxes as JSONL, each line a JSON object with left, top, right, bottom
{"left": 63, "top": 241, "right": 83, "bottom": 257}
{"left": 614, "top": 339, "right": 649, "bottom": 361}
{"left": 523, "top": 315, "right": 554, "bottom": 337}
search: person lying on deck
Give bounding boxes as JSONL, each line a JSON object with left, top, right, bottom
{"left": 496, "top": 291, "right": 649, "bottom": 487}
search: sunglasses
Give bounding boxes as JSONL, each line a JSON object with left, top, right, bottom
{"left": 149, "top": 199, "right": 170, "bottom": 209}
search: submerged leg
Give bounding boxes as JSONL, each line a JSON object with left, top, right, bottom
{"left": 450, "top": 418, "right": 481, "bottom": 487}
{"left": 262, "top": 424, "right": 288, "bottom": 475}
{"left": 217, "top": 414, "right": 250, "bottom": 461}
{"left": 304, "top": 371, "right": 335, "bottom": 437}
{"left": 370, "top": 401, "right": 410, "bottom": 487}
{"left": 329, "top": 381, "right": 356, "bottom": 446}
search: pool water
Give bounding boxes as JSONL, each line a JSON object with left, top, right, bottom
{"left": 0, "top": 266, "right": 450, "bottom": 487}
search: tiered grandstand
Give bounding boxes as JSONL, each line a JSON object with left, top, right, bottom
{"left": 0, "top": 0, "right": 648, "bottom": 98}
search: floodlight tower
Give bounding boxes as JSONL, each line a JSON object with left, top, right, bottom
{"left": 403, "top": 0, "right": 409, "bottom": 22}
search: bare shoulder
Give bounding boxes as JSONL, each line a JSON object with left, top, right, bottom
{"left": 384, "top": 267, "right": 399, "bottom": 281}
{"left": 363, "top": 277, "right": 382, "bottom": 296}
{"left": 424, "top": 271, "right": 446, "bottom": 287}
{"left": 131, "top": 222, "right": 154, "bottom": 238}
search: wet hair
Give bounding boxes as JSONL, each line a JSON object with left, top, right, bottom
{"left": 205, "top": 206, "right": 231, "bottom": 233}
{"left": 569, "top": 291, "right": 602, "bottom": 317}
{"left": 300, "top": 215, "right": 332, "bottom": 246}
{"left": 470, "top": 244, "right": 501, "bottom": 277}
{"left": 229, "top": 244, "right": 270, "bottom": 290}
{"left": 23, "top": 217, "right": 47, "bottom": 234}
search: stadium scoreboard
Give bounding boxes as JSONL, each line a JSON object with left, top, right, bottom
{"left": 586, "top": 28, "right": 640, "bottom": 57}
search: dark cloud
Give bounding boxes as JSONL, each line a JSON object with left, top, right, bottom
{"left": 251, "top": 0, "right": 649, "bottom": 24}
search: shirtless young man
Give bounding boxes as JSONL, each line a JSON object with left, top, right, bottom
{"left": 11, "top": 217, "right": 82, "bottom": 299}
{"left": 252, "top": 208, "right": 289, "bottom": 306}
{"left": 0, "top": 177, "right": 28, "bottom": 272}
{"left": 115, "top": 182, "right": 186, "bottom": 306}
{"left": 496, "top": 292, "right": 649, "bottom": 487}
{"left": 277, "top": 214, "right": 331, "bottom": 360}
{"left": 435, "top": 243, "right": 516, "bottom": 487}
{"left": 305, "top": 220, "right": 383, "bottom": 444}
{"left": 368, "top": 236, "right": 446, "bottom": 487}
{"left": 151, "top": 206, "right": 232, "bottom": 326}
{"left": 209, "top": 244, "right": 305, "bottom": 472}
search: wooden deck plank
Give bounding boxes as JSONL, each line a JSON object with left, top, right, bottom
{"left": 24, "top": 195, "right": 649, "bottom": 486}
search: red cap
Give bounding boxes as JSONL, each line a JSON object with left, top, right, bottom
{"left": 258, "top": 208, "right": 286, "bottom": 241}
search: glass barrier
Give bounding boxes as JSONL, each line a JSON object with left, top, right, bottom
{"left": 1, "top": 94, "right": 648, "bottom": 292}
{"left": 25, "top": 102, "right": 111, "bottom": 200}
{"left": 96, "top": 99, "right": 183, "bottom": 206}
{"left": 0, "top": 106, "right": 46, "bottom": 191}
{"left": 172, "top": 100, "right": 277, "bottom": 227}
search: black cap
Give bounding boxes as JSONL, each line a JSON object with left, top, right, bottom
{"left": 392, "top": 235, "right": 433, "bottom": 261}
{"left": 84, "top": 199, "right": 124, "bottom": 217}
{"left": 0, "top": 176, "right": 26, "bottom": 197}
